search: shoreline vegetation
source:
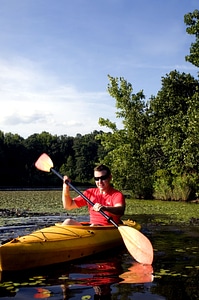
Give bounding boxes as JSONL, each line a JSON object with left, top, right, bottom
{"left": 0, "top": 190, "right": 199, "bottom": 226}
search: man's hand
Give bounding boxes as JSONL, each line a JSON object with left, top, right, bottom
{"left": 93, "top": 203, "right": 103, "bottom": 211}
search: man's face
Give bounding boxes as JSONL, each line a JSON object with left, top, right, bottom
{"left": 94, "top": 170, "right": 111, "bottom": 192}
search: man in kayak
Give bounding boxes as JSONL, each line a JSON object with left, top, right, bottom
{"left": 62, "top": 164, "right": 126, "bottom": 226}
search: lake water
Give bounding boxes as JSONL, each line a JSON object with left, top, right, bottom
{"left": 0, "top": 216, "right": 199, "bottom": 300}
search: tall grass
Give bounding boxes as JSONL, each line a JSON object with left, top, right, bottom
{"left": 153, "top": 174, "right": 192, "bottom": 201}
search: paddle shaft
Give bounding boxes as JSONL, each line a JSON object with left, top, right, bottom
{"left": 51, "top": 168, "right": 118, "bottom": 227}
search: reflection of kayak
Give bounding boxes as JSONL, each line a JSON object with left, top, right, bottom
{"left": 0, "top": 221, "right": 140, "bottom": 271}
{"left": 119, "top": 262, "right": 154, "bottom": 283}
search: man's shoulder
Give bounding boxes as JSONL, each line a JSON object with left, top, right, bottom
{"left": 109, "top": 186, "right": 124, "bottom": 196}
{"left": 85, "top": 187, "right": 98, "bottom": 194}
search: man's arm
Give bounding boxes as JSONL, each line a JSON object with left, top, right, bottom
{"left": 62, "top": 176, "right": 78, "bottom": 210}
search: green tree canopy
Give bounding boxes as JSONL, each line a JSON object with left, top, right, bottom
{"left": 97, "top": 76, "right": 152, "bottom": 198}
{"left": 184, "top": 9, "right": 199, "bottom": 67}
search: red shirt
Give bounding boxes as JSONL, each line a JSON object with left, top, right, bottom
{"left": 74, "top": 187, "right": 125, "bottom": 225}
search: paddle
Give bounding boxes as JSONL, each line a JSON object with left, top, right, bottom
{"left": 35, "top": 153, "right": 154, "bottom": 265}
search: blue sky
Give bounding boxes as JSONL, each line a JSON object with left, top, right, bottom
{"left": 0, "top": 0, "right": 198, "bottom": 138}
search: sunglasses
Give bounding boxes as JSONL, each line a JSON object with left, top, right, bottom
{"left": 94, "top": 174, "right": 110, "bottom": 181}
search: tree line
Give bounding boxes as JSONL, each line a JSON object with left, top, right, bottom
{"left": 0, "top": 130, "right": 106, "bottom": 188}
{"left": 0, "top": 9, "right": 199, "bottom": 201}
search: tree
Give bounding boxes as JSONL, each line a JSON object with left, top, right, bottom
{"left": 148, "top": 71, "right": 199, "bottom": 173}
{"left": 148, "top": 70, "right": 199, "bottom": 199}
{"left": 97, "top": 67, "right": 199, "bottom": 200}
{"left": 97, "top": 76, "right": 153, "bottom": 198}
{"left": 72, "top": 132, "right": 102, "bottom": 182}
{"left": 3, "top": 133, "right": 26, "bottom": 186}
{"left": 184, "top": 9, "right": 199, "bottom": 67}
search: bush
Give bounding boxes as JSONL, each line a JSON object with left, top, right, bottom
{"left": 171, "top": 175, "right": 191, "bottom": 201}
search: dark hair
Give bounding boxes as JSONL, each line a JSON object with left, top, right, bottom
{"left": 94, "top": 164, "right": 111, "bottom": 176}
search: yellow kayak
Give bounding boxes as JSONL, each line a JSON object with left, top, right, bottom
{"left": 0, "top": 221, "right": 140, "bottom": 271}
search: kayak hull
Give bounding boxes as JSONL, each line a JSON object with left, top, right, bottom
{"left": 0, "top": 223, "right": 124, "bottom": 271}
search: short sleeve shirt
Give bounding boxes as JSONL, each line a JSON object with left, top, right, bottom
{"left": 74, "top": 187, "right": 125, "bottom": 225}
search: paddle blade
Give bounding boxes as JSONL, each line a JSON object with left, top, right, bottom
{"left": 35, "top": 153, "right": 53, "bottom": 172}
{"left": 118, "top": 226, "right": 153, "bottom": 265}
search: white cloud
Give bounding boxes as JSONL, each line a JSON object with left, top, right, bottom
{"left": 0, "top": 59, "right": 118, "bottom": 137}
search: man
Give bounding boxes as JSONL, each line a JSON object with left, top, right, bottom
{"left": 62, "top": 164, "right": 125, "bottom": 226}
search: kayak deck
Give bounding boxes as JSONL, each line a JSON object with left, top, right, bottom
{"left": 0, "top": 223, "right": 123, "bottom": 271}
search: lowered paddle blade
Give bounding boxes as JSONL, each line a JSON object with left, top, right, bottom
{"left": 118, "top": 226, "right": 153, "bottom": 265}
{"left": 35, "top": 153, "right": 53, "bottom": 172}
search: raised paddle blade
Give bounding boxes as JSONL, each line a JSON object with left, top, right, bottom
{"left": 118, "top": 226, "right": 153, "bottom": 265}
{"left": 35, "top": 153, "right": 53, "bottom": 172}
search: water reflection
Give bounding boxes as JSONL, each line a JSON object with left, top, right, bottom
{"left": 59, "top": 261, "right": 153, "bottom": 299}
{"left": 0, "top": 257, "right": 154, "bottom": 299}
{"left": 119, "top": 262, "right": 153, "bottom": 283}
{"left": 0, "top": 223, "right": 199, "bottom": 299}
